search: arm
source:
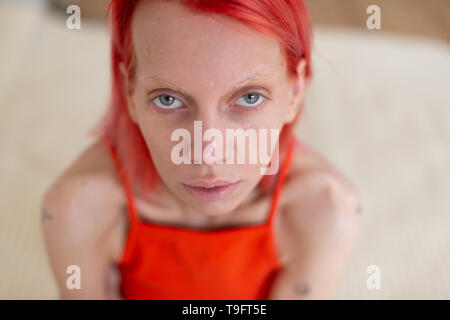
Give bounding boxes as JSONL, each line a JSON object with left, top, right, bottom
{"left": 41, "top": 175, "right": 121, "bottom": 299}
{"left": 269, "top": 173, "right": 362, "bottom": 299}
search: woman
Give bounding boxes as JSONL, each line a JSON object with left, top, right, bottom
{"left": 42, "top": 0, "right": 361, "bottom": 299}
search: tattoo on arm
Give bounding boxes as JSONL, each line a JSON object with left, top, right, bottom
{"left": 294, "top": 283, "right": 310, "bottom": 296}
{"left": 41, "top": 208, "right": 54, "bottom": 222}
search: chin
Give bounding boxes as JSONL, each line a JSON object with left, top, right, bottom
{"left": 188, "top": 198, "right": 238, "bottom": 216}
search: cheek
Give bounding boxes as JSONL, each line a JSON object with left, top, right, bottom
{"left": 141, "top": 131, "right": 187, "bottom": 188}
{"left": 248, "top": 103, "right": 287, "bottom": 139}
{"left": 138, "top": 121, "right": 175, "bottom": 169}
{"left": 250, "top": 92, "right": 292, "bottom": 130}
{"left": 269, "top": 85, "right": 294, "bottom": 119}
{"left": 272, "top": 97, "right": 292, "bottom": 123}
{"left": 132, "top": 90, "right": 175, "bottom": 152}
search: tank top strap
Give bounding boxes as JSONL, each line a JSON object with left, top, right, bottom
{"left": 266, "top": 137, "right": 297, "bottom": 226}
{"left": 103, "top": 137, "right": 141, "bottom": 228}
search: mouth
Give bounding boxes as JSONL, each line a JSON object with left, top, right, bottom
{"left": 182, "top": 180, "right": 241, "bottom": 202}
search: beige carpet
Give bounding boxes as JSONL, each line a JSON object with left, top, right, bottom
{"left": 1, "top": 3, "right": 449, "bottom": 299}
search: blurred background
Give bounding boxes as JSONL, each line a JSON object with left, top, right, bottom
{"left": 0, "top": 0, "right": 449, "bottom": 299}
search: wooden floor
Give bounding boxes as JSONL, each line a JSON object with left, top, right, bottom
{"left": 305, "top": 0, "right": 450, "bottom": 44}
{"left": 53, "top": 0, "right": 450, "bottom": 44}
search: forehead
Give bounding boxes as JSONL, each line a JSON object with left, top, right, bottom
{"left": 131, "top": 0, "right": 285, "bottom": 88}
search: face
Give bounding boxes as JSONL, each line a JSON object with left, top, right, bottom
{"left": 123, "top": 0, "right": 306, "bottom": 216}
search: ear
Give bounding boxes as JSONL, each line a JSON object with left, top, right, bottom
{"left": 285, "top": 59, "right": 306, "bottom": 124}
{"left": 119, "top": 62, "right": 138, "bottom": 124}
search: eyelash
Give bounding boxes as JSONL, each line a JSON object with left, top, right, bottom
{"left": 147, "top": 90, "right": 269, "bottom": 114}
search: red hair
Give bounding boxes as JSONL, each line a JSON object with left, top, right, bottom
{"left": 89, "top": 0, "right": 313, "bottom": 196}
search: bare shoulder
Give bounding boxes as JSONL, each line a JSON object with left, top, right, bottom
{"left": 283, "top": 141, "right": 360, "bottom": 205}
{"left": 42, "top": 140, "right": 125, "bottom": 256}
{"left": 41, "top": 141, "right": 127, "bottom": 298}
{"left": 279, "top": 141, "right": 362, "bottom": 256}
{"left": 269, "top": 142, "right": 362, "bottom": 298}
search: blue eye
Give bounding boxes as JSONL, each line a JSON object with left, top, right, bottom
{"left": 152, "top": 95, "right": 183, "bottom": 109}
{"left": 235, "top": 93, "right": 265, "bottom": 108}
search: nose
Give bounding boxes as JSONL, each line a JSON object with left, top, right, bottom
{"left": 191, "top": 110, "right": 229, "bottom": 165}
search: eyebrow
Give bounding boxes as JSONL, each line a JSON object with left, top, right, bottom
{"left": 139, "top": 70, "right": 276, "bottom": 103}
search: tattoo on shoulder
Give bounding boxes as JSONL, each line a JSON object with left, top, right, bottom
{"left": 294, "top": 283, "right": 310, "bottom": 296}
{"left": 41, "top": 208, "right": 54, "bottom": 222}
{"left": 356, "top": 204, "right": 363, "bottom": 215}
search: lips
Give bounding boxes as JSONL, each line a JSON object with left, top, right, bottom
{"left": 182, "top": 180, "right": 241, "bottom": 201}
{"left": 184, "top": 179, "right": 238, "bottom": 188}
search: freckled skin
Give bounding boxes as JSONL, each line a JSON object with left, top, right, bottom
{"left": 42, "top": 0, "right": 360, "bottom": 300}
{"left": 122, "top": 0, "right": 304, "bottom": 220}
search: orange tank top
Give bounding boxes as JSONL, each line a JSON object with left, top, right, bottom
{"left": 105, "top": 137, "right": 301, "bottom": 300}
